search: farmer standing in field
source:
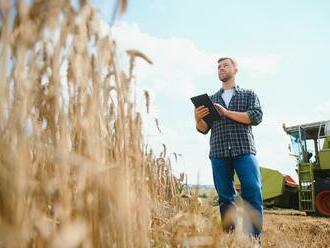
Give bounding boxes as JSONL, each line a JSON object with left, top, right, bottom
{"left": 194, "top": 57, "right": 263, "bottom": 237}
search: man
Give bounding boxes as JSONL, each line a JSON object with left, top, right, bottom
{"left": 194, "top": 57, "right": 263, "bottom": 237}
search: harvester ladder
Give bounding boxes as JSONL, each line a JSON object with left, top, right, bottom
{"left": 298, "top": 163, "right": 315, "bottom": 212}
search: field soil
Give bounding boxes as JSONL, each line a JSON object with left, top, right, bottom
{"left": 262, "top": 210, "right": 330, "bottom": 248}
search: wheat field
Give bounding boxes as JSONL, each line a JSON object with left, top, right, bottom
{"left": 0, "top": 1, "right": 329, "bottom": 247}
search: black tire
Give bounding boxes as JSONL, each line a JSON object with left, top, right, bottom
{"left": 315, "top": 178, "right": 330, "bottom": 217}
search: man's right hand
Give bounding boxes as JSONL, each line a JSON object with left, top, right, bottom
{"left": 194, "top": 105, "right": 209, "bottom": 123}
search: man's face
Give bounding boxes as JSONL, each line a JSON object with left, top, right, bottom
{"left": 217, "top": 59, "right": 237, "bottom": 82}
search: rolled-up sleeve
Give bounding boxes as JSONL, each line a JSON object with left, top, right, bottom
{"left": 196, "top": 119, "right": 212, "bottom": 134}
{"left": 196, "top": 124, "right": 211, "bottom": 135}
{"left": 246, "top": 91, "right": 263, "bottom": 126}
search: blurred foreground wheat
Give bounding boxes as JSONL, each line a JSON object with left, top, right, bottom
{"left": 0, "top": 1, "right": 193, "bottom": 247}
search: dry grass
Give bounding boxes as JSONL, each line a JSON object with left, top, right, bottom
{"left": 0, "top": 1, "right": 176, "bottom": 247}
{"left": 1, "top": 1, "right": 329, "bottom": 248}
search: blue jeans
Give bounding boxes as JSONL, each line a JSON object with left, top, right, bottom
{"left": 210, "top": 154, "right": 263, "bottom": 237}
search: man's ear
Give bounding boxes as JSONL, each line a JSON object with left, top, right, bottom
{"left": 234, "top": 67, "right": 238, "bottom": 74}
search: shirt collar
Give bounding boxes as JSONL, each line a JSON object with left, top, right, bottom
{"left": 219, "top": 85, "right": 240, "bottom": 94}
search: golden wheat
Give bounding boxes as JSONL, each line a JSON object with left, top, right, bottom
{"left": 0, "top": 1, "right": 176, "bottom": 247}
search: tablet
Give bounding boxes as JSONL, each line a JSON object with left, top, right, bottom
{"left": 190, "top": 94, "right": 221, "bottom": 126}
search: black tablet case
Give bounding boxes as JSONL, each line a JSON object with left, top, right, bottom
{"left": 190, "top": 94, "right": 221, "bottom": 127}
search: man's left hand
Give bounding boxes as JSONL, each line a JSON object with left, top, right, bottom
{"left": 214, "top": 103, "right": 228, "bottom": 116}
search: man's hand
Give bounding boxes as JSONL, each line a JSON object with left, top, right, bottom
{"left": 194, "top": 106, "right": 209, "bottom": 133}
{"left": 214, "top": 103, "right": 228, "bottom": 116}
{"left": 214, "top": 103, "right": 251, "bottom": 125}
{"left": 194, "top": 105, "right": 209, "bottom": 123}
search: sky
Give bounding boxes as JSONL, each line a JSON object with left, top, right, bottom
{"left": 92, "top": 0, "right": 330, "bottom": 184}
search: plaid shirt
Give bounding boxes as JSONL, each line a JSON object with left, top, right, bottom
{"left": 198, "top": 86, "right": 263, "bottom": 158}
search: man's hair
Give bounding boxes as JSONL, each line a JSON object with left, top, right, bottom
{"left": 217, "top": 57, "right": 237, "bottom": 68}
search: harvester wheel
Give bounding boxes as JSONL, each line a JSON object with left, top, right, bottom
{"left": 315, "top": 190, "right": 330, "bottom": 217}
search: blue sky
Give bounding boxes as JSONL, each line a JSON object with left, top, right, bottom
{"left": 92, "top": 0, "right": 330, "bottom": 184}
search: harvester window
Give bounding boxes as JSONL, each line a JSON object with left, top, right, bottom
{"left": 290, "top": 135, "right": 301, "bottom": 157}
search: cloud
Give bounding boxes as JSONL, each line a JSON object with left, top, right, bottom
{"left": 238, "top": 54, "right": 283, "bottom": 79}
{"left": 110, "top": 23, "right": 284, "bottom": 86}
{"left": 110, "top": 23, "right": 216, "bottom": 101}
{"left": 316, "top": 100, "right": 330, "bottom": 117}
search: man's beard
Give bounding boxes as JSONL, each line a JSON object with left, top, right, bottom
{"left": 220, "top": 75, "right": 233, "bottom": 83}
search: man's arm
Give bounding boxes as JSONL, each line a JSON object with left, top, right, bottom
{"left": 224, "top": 110, "right": 251, "bottom": 124}
{"left": 196, "top": 119, "right": 209, "bottom": 133}
{"left": 214, "top": 91, "right": 262, "bottom": 125}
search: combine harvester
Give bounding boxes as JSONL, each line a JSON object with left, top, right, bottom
{"left": 235, "top": 167, "right": 299, "bottom": 209}
{"left": 283, "top": 120, "right": 330, "bottom": 217}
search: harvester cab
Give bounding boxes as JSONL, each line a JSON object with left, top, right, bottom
{"left": 283, "top": 120, "right": 330, "bottom": 216}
